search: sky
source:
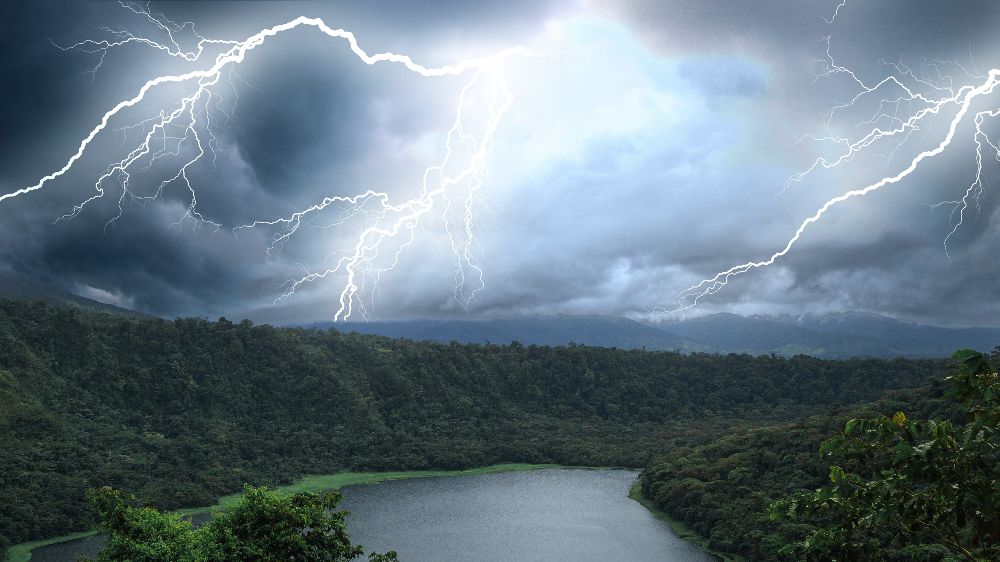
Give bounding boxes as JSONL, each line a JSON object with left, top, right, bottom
{"left": 1, "top": 0, "right": 1000, "bottom": 326}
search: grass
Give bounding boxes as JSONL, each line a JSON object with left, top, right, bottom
{"left": 7, "top": 463, "right": 572, "bottom": 561}
{"left": 6, "top": 530, "right": 101, "bottom": 562}
{"left": 628, "top": 480, "right": 742, "bottom": 562}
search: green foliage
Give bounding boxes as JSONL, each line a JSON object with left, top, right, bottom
{"left": 86, "top": 488, "right": 198, "bottom": 562}
{"left": 637, "top": 386, "right": 958, "bottom": 560}
{"left": 200, "top": 486, "right": 362, "bottom": 562}
{"left": 772, "top": 350, "right": 1000, "bottom": 561}
{"left": 85, "top": 485, "right": 396, "bottom": 562}
{"left": 640, "top": 415, "right": 855, "bottom": 560}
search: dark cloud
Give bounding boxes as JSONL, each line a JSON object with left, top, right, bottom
{"left": 1, "top": 0, "right": 1000, "bottom": 326}
{"left": 593, "top": 0, "right": 1000, "bottom": 62}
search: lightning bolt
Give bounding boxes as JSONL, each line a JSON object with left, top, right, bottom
{"left": 823, "top": 0, "right": 849, "bottom": 25}
{"left": 930, "top": 107, "right": 1000, "bottom": 259}
{"left": 665, "top": 38, "right": 1000, "bottom": 312}
{"left": 237, "top": 68, "right": 513, "bottom": 321}
{"left": 2, "top": 1, "right": 527, "bottom": 320}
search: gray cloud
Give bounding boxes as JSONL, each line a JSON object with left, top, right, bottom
{"left": 2, "top": 0, "right": 1000, "bottom": 326}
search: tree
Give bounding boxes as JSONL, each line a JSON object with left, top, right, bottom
{"left": 86, "top": 485, "right": 398, "bottom": 562}
{"left": 86, "top": 487, "right": 199, "bottom": 562}
{"left": 771, "top": 350, "right": 1000, "bottom": 561}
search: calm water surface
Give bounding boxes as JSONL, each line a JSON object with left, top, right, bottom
{"left": 32, "top": 468, "right": 714, "bottom": 562}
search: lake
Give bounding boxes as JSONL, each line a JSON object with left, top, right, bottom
{"left": 30, "top": 468, "right": 714, "bottom": 562}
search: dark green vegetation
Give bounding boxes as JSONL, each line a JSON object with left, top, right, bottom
{"left": 87, "top": 485, "right": 396, "bottom": 562}
{"left": 324, "top": 315, "right": 696, "bottom": 352}
{"left": 641, "top": 351, "right": 999, "bottom": 561}
{"left": 639, "top": 388, "right": 950, "bottom": 560}
{"left": 0, "top": 298, "right": 946, "bottom": 554}
{"left": 773, "top": 350, "right": 999, "bottom": 561}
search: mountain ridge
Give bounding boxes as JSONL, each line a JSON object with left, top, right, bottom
{"left": 310, "top": 312, "right": 1000, "bottom": 358}
{"left": 0, "top": 269, "right": 150, "bottom": 318}
{"left": 3, "top": 268, "right": 995, "bottom": 358}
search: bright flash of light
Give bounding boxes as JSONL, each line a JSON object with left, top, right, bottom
{"left": 0, "top": 1, "right": 528, "bottom": 320}
{"left": 236, "top": 69, "right": 514, "bottom": 321}
{"left": 664, "top": 39, "right": 1000, "bottom": 313}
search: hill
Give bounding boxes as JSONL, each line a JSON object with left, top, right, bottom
{"left": 661, "top": 313, "right": 890, "bottom": 357}
{"left": 788, "top": 311, "right": 1000, "bottom": 356}
{"left": 638, "top": 383, "right": 958, "bottom": 560}
{"left": 0, "top": 269, "right": 149, "bottom": 318}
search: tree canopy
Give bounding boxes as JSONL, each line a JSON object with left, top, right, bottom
{"left": 772, "top": 350, "right": 1000, "bottom": 561}
{"left": 86, "top": 485, "right": 396, "bottom": 562}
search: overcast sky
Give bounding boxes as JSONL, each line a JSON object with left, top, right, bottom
{"left": 1, "top": 0, "right": 1000, "bottom": 326}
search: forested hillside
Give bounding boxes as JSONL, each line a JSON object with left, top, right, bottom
{"left": 639, "top": 349, "right": 1000, "bottom": 561}
{"left": 639, "top": 385, "right": 959, "bottom": 560}
{"left": 0, "top": 299, "right": 944, "bottom": 552}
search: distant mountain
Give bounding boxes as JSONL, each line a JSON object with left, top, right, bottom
{"left": 662, "top": 312, "right": 1000, "bottom": 358}
{"left": 661, "top": 313, "right": 881, "bottom": 358}
{"left": 312, "top": 315, "right": 701, "bottom": 351}
{"left": 0, "top": 269, "right": 150, "bottom": 318}
{"left": 310, "top": 311, "right": 1000, "bottom": 359}
{"left": 787, "top": 312, "right": 1000, "bottom": 357}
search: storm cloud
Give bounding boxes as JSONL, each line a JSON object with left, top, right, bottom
{"left": 1, "top": 0, "right": 1000, "bottom": 327}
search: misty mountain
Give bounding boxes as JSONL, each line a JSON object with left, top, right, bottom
{"left": 312, "top": 316, "right": 701, "bottom": 351}
{"left": 787, "top": 312, "right": 1000, "bottom": 356}
{"left": 660, "top": 313, "right": 876, "bottom": 358}
{"left": 3, "top": 267, "right": 994, "bottom": 358}
{"left": 661, "top": 312, "right": 1000, "bottom": 358}
{"left": 0, "top": 269, "right": 149, "bottom": 318}
{"left": 313, "top": 312, "right": 1000, "bottom": 359}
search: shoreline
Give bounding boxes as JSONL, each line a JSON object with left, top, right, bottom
{"left": 9, "top": 463, "right": 641, "bottom": 562}
{"left": 627, "top": 480, "right": 741, "bottom": 562}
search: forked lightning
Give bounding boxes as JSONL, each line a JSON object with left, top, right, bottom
{"left": 0, "top": 2, "right": 526, "bottom": 320}
{"left": 666, "top": 39, "right": 1000, "bottom": 312}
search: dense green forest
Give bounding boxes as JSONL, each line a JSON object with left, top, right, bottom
{"left": 0, "top": 299, "right": 947, "bottom": 556}
{"left": 639, "top": 385, "right": 958, "bottom": 560}
{"left": 641, "top": 349, "right": 1000, "bottom": 561}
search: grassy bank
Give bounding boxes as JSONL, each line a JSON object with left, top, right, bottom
{"left": 7, "top": 463, "right": 583, "bottom": 562}
{"left": 627, "top": 481, "right": 740, "bottom": 562}
{"left": 6, "top": 530, "right": 101, "bottom": 562}
{"left": 175, "top": 462, "right": 570, "bottom": 517}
